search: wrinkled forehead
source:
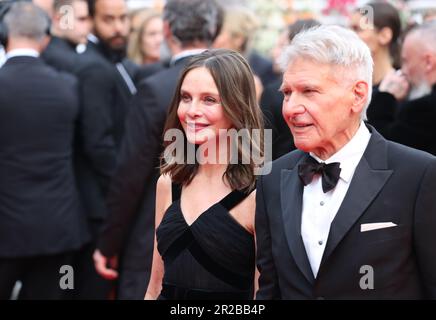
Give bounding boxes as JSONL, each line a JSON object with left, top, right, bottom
{"left": 283, "top": 58, "right": 345, "bottom": 86}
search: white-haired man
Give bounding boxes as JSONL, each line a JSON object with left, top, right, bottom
{"left": 374, "top": 22, "right": 436, "bottom": 156}
{"left": 255, "top": 25, "right": 436, "bottom": 299}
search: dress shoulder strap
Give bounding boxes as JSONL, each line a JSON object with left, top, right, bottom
{"left": 219, "top": 188, "right": 254, "bottom": 211}
{"left": 171, "top": 183, "right": 182, "bottom": 202}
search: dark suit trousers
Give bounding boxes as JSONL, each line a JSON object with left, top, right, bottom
{"left": 0, "top": 252, "right": 73, "bottom": 300}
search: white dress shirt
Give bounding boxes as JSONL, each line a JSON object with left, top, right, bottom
{"left": 301, "top": 123, "right": 371, "bottom": 277}
{"left": 5, "top": 48, "right": 39, "bottom": 60}
{"left": 170, "top": 49, "right": 207, "bottom": 66}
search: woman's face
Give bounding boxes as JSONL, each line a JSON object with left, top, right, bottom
{"left": 141, "top": 16, "right": 163, "bottom": 63}
{"left": 177, "top": 67, "right": 234, "bottom": 145}
{"left": 350, "top": 12, "right": 382, "bottom": 56}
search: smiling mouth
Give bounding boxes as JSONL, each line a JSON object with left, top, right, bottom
{"left": 187, "top": 123, "right": 210, "bottom": 132}
{"left": 293, "top": 123, "right": 313, "bottom": 128}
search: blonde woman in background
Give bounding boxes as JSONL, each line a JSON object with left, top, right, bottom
{"left": 128, "top": 9, "right": 163, "bottom": 65}
{"left": 212, "top": 5, "right": 277, "bottom": 92}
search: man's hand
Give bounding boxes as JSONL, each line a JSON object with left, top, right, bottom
{"left": 379, "top": 69, "right": 410, "bottom": 101}
{"left": 93, "top": 249, "right": 119, "bottom": 280}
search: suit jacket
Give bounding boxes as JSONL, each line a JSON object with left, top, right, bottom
{"left": 42, "top": 37, "right": 117, "bottom": 225}
{"left": 41, "top": 36, "right": 80, "bottom": 72}
{"left": 372, "top": 85, "right": 436, "bottom": 156}
{"left": 260, "top": 77, "right": 295, "bottom": 160}
{"left": 0, "top": 56, "right": 90, "bottom": 257}
{"left": 97, "top": 57, "right": 189, "bottom": 298}
{"left": 256, "top": 125, "right": 436, "bottom": 299}
{"left": 84, "top": 41, "right": 140, "bottom": 148}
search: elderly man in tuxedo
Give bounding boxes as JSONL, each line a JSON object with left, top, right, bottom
{"left": 255, "top": 25, "right": 436, "bottom": 299}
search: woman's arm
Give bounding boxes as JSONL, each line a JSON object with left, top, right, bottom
{"left": 144, "top": 174, "right": 172, "bottom": 300}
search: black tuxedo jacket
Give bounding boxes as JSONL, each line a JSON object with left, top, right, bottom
{"left": 256, "top": 126, "right": 436, "bottom": 299}
{"left": 97, "top": 57, "right": 189, "bottom": 298}
{"left": 0, "top": 56, "right": 90, "bottom": 257}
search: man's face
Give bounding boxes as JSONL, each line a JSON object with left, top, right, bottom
{"left": 401, "top": 34, "right": 431, "bottom": 99}
{"left": 281, "top": 58, "right": 364, "bottom": 160}
{"left": 62, "top": 1, "right": 91, "bottom": 45}
{"left": 93, "top": 0, "right": 129, "bottom": 50}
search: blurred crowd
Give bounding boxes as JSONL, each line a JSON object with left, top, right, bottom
{"left": 0, "top": 0, "right": 435, "bottom": 300}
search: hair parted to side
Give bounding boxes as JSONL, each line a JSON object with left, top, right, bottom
{"left": 161, "top": 49, "right": 264, "bottom": 192}
{"left": 4, "top": 2, "right": 51, "bottom": 42}
{"left": 163, "top": 0, "right": 223, "bottom": 47}
{"left": 280, "top": 25, "right": 374, "bottom": 120}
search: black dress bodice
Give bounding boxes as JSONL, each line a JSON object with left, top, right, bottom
{"left": 156, "top": 184, "right": 255, "bottom": 300}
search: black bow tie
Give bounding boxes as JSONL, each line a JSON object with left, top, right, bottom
{"left": 298, "top": 156, "right": 341, "bottom": 193}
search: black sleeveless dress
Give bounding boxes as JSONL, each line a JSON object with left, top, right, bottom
{"left": 156, "top": 184, "right": 255, "bottom": 300}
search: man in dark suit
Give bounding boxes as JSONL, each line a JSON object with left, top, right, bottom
{"left": 41, "top": 0, "right": 90, "bottom": 71}
{"left": 256, "top": 25, "right": 436, "bottom": 299}
{"left": 0, "top": 2, "right": 90, "bottom": 299}
{"left": 41, "top": 0, "right": 117, "bottom": 299}
{"left": 93, "top": 0, "right": 224, "bottom": 299}
{"left": 84, "top": 0, "right": 141, "bottom": 148}
{"left": 371, "top": 22, "right": 436, "bottom": 155}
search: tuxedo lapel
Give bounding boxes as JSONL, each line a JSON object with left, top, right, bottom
{"left": 280, "top": 154, "right": 315, "bottom": 285}
{"left": 319, "top": 128, "right": 393, "bottom": 268}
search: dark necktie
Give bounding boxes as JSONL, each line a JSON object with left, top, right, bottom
{"left": 298, "top": 156, "right": 341, "bottom": 193}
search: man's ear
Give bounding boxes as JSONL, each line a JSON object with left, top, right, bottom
{"left": 424, "top": 52, "right": 436, "bottom": 73}
{"left": 351, "top": 81, "right": 369, "bottom": 114}
{"left": 377, "top": 27, "right": 393, "bottom": 46}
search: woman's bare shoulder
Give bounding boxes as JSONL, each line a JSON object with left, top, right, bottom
{"left": 156, "top": 174, "right": 173, "bottom": 212}
{"left": 157, "top": 174, "right": 172, "bottom": 192}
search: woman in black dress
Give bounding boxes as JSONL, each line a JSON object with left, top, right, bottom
{"left": 145, "top": 49, "right": 265, "bottom": 300}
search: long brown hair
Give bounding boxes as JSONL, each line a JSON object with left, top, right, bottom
{"left": 161, "top": 49, "right": 264, "bottom": 191}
